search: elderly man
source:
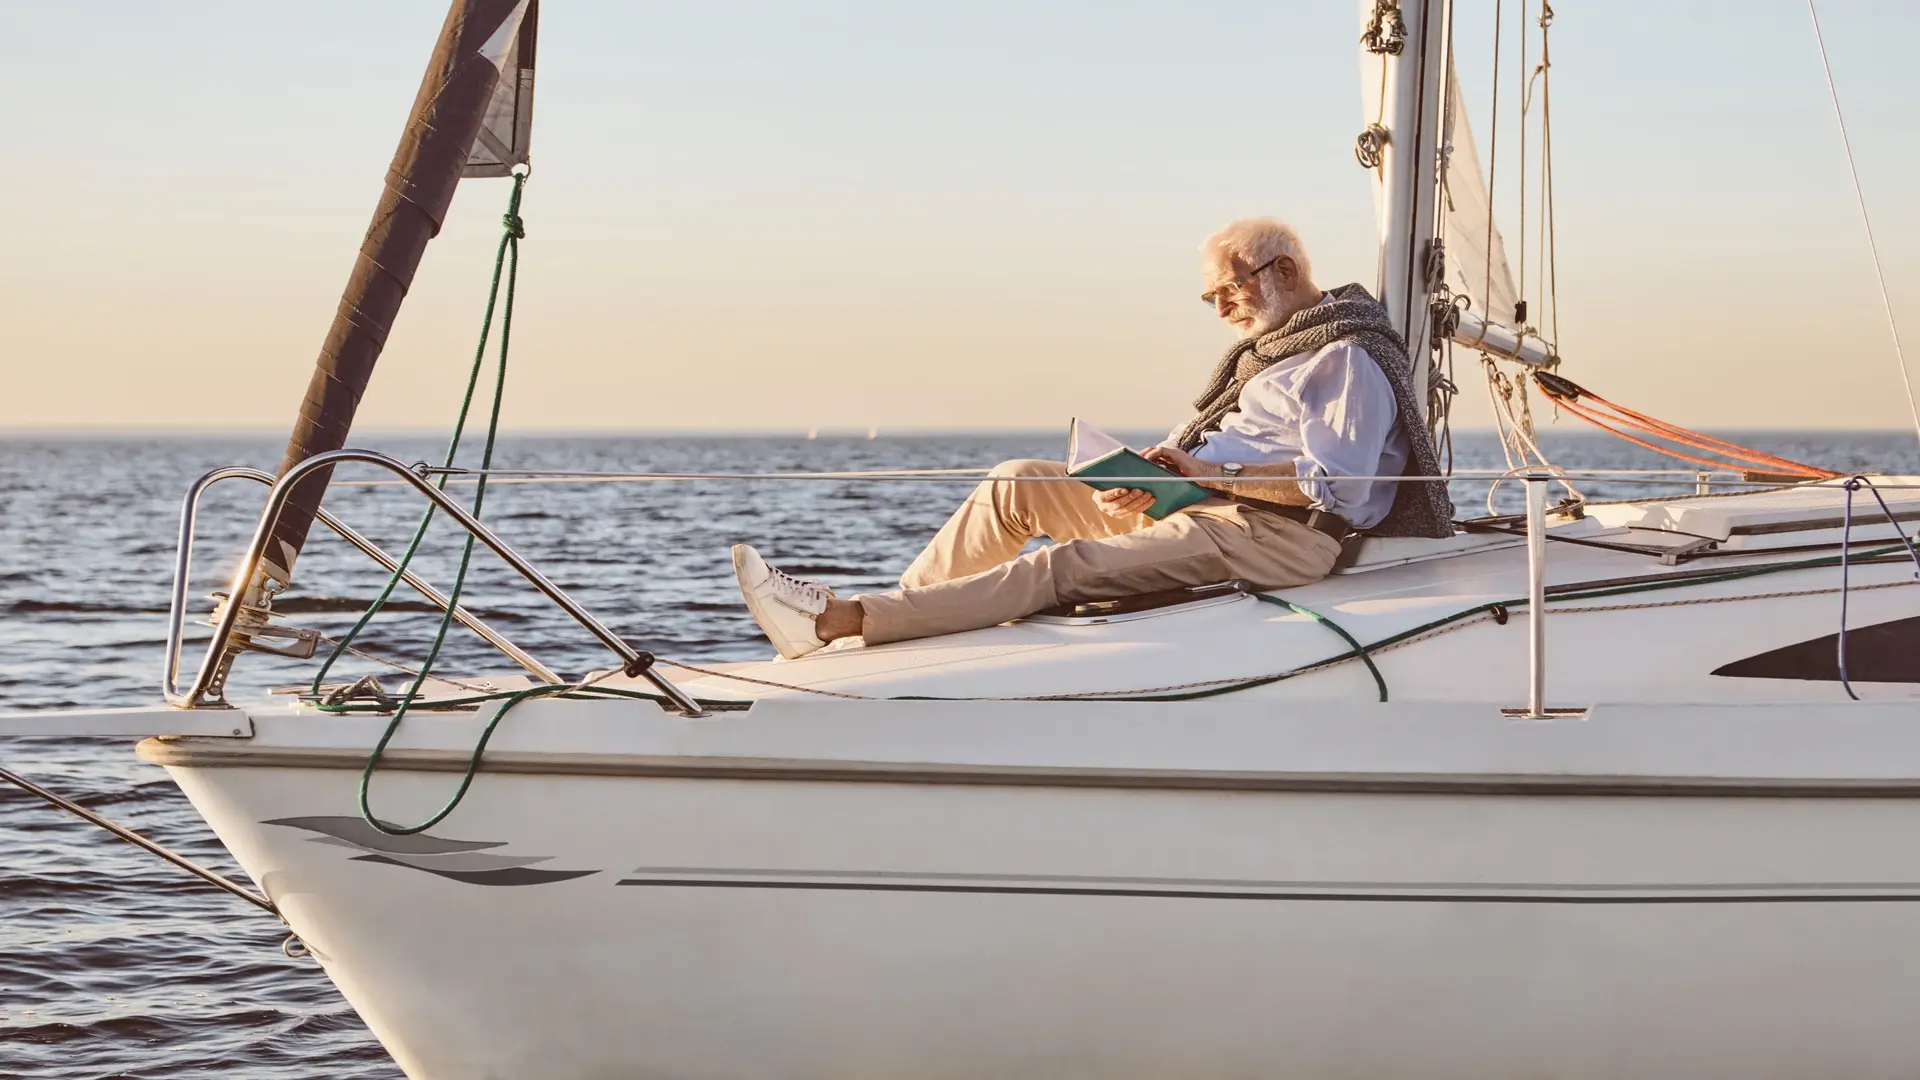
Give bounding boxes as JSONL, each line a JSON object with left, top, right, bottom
{"left": 731, "top": 217, "right": 1454, "bottom": 659}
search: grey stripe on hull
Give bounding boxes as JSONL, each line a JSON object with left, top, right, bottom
{"left": 615, "top": 871, "right": 1920, "bottom": 904}
{"left": 621, "top": 866, "right": 1920, "bottom": 894}
{"left": 140, "top": 741, "right": 1920, "bottom": 798}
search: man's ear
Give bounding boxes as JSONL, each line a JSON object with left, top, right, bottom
{"left": 1273, "top": 255, "right": 1299, "bottom": 289}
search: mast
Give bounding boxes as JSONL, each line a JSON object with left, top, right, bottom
{"left": 263, "top": 0, "right": 533, "bottom": 591}
{"left": 1365, "top": 0, "right": 1451, "bottom": 421}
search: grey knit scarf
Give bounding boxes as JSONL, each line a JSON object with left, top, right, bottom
{"left": 1173, "top": 282, "right": 1455, "bottom": 538}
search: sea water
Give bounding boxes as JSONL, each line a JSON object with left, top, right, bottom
{"left": 2, "top": 430, "right": 1914, "bottom": 1078}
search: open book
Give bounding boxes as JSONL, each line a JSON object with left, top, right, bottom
{"left": 1065, "top": 419, "right": 1212, "bottom": 520}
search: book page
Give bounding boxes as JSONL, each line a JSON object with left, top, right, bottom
{"left": 1066, "top": 418, "right": 1128, "bottom": 472}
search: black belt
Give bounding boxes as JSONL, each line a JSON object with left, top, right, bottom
{"left": 1225, "top": 494, "right": 1352, "bottom": 539}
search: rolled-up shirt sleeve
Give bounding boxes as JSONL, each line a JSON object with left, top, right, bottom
{"left": 1281, "top": 343, "right": 1398, "bottom": 515}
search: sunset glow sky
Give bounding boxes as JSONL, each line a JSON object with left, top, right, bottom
{"left": 3, "top": 1, "right": 1916, "bottom": 433}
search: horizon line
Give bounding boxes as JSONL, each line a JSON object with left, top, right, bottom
{"left": 5, "top": 425, "right": 1919, "bottom": 439}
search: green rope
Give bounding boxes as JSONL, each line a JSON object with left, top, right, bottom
{"left": 306, "top": 175, "right": 532, "bottom": 835}
{"left": 310, "top": 175, "right": 527, "bottom": 698}
{"left": 1090, "top": 545, "right": 1915, "bottom": 703}
{"left": 1253, "top": 594, "right": 1387, "bottom": 702}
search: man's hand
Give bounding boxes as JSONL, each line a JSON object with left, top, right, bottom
{"left": 1095, "top": 487, "right": 1156, "bottom": 518}
{"left": 1140, "top": 445, "right": 1218, "bottom": 479}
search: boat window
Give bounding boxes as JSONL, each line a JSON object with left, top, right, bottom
{"left": 1712, "top": 616, "right": 1920, "bottom": 683}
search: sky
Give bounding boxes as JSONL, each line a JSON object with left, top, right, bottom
{"left": 2, "top": 1, "right": 1917, "bottom": 434}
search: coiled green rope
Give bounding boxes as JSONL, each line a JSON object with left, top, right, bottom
{"left": 309, "top": 175, "right": 532, "bottom": 836}
{"left": 306, "top": 176, "right": 750, "bottom": 836}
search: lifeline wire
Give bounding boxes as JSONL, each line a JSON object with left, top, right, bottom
{"left": 657, "top": 546, "right": 1915, "bottom": 705}
{"left": 312, "top": 543, "right": 1920, "bottom": 813}
{"left": 1806, "top": 0, "right": 1920, "bottom": 449}
{"left": 334, "top": 468, "right": 1796, "bottom": 489}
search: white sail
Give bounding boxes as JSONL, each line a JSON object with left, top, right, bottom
{"left": 1440, "top": 64, "right": 1519, "bottom": 328}
{"left": 465, "top": 0, "right": 536, "bottom": 177}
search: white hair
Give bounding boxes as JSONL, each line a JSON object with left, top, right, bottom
{"left": 1201, "top": 217, "right": 1312, "bottom": 282}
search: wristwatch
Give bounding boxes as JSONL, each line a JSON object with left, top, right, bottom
{"left": 1218, "top": 461, "right": 1243, "bottom": 495}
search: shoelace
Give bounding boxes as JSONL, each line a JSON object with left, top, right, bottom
{"left": 766, "top": 565, "right": 832, "bottom": 610}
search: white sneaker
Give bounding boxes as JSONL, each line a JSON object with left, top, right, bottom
{"left": 732, "top": 545, "right": 835, "bottom": 659}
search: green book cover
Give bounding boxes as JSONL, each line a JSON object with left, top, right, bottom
{"left": 1065, "top": 419, "right": 1212, "bottom": 520}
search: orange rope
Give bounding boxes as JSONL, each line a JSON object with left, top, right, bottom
{"left": 1569, "top": 391, "right": 1833, "bottom": 474}
{"left": 1543, "top": 390, "right": 1827, "bottom": 474}
{"left": 1534, "top": 375, "right": 1838, "bottom": 479}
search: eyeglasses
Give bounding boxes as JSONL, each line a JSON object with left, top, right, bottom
{"left": 1200, "top": 254, "right": 1284, "bottom": 308}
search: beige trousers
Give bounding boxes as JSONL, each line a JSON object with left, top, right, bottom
{"left": 857, "top": 459, "right": 1343, "bottom": 646}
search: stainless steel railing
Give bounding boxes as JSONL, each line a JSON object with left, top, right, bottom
{"left": 164, "top": 466, "right": 561, "bottom": 696}
{"left": 1523, "top": 473, "right": 1551, "bottom": 718}
{"left": 164, "top": 450, "right": 704, "bottom": 715}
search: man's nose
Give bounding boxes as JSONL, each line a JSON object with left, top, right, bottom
{"left": 1214, "top": 293, "right": 1236, "bottom": 317}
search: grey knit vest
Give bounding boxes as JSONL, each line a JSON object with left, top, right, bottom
{"left": 1173, "top": 283, "right": 1455, "bottom": 538}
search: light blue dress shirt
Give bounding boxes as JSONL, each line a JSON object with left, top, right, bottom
{"left": 1165, "top": 336, "right": 1411, "bottom": 531}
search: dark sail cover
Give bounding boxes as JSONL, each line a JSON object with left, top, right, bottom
{"left": 263, "top": 0, "right": 535, "bottom": 587}
{"left": 465, "top": 0, "right": 536, "bottom": 177}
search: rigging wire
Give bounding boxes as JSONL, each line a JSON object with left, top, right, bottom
{"left": 1483, "top": 0, "right": 1503, "bottom": 314}
{"left": 1804, "top": 0, "right": 1920, "bottom": 450}
{"left": 1538, "top": 2, "right": 1559, "bottom": 347}
{"left": 1515, "top": 0, "right": 1529, "bottom": 324}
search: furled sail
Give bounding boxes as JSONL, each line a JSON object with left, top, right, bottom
{"left": 261, "top": 0, "right": 537, "bottom": 595}
{"left": 465, "top": 0, "right": 536, "bottom": 176}
{"left": 1440, "top": 65, "right": 1518, "bottom": 328}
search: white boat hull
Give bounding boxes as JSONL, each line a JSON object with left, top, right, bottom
{"left": 147, "top": 697, "right": 1920, "bottom": 1079}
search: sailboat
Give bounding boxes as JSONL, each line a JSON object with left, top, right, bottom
{"left": 8, "top": 1, "right": 1920, "bottom": 1077}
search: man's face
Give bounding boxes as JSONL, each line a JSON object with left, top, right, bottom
{"left": 1203, "top": 252, "right": 1282, "bottom": 339}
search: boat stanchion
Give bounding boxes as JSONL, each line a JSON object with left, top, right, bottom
{"left": 1522, "top": 473, "right": 1551, "bottom": 718}
{"left": 1503, "top": 474, "right": 1586, "bottom": 720}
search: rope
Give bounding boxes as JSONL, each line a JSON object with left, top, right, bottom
{"left": 1534, "top": 372, "right": 1839, "bottom": 479}
{"left": 310, "top": 174, "right": 529, "bottom": 698}
{"left": 644, "top": 548, "right": 1919, "bottom": 706}
{"left": 1480, "top": 356, "right": 1581, "bottom": 512}
{"left": 306, "top": 174, "right": 538, "bottom": 835}
{"left": 657, "top": 658, "right": 875, "bottom": 701}
{"left": 316, "top": 547, "right": 1916, "bottom": 716}
{"left": 1254, "top": 594, "right": 1388, "bottom": 702}
{"left": 1806, "top": 0, "right": 1920, "bottom": 450}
